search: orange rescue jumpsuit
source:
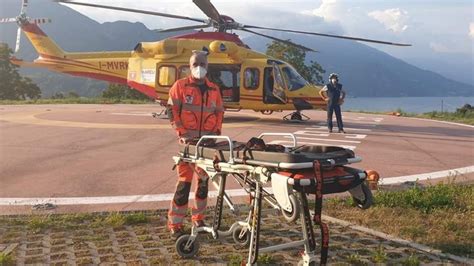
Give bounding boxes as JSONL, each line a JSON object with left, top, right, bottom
{"left": 167, "top": 76, "right": 224, "bottom": 230}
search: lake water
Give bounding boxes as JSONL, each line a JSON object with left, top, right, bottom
{"left": 342, "top": 97, "right": 474, "bottom": 114}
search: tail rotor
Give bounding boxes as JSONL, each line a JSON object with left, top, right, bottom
{"left": 0, "top": 0, "right": 52, "bottom": 53}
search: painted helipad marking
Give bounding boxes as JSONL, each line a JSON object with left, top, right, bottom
{"left": 289, "top": 117, "right": 381, "bottom": 149}
{"left": 269, "top": 140, "right": 357, "bottom": 150}
{"left": 0, "top": 188, "right": 250, "bottom": 206}
{"left": 379, "top": 165, "right": 474, "bottom": 185}
{"left": 307, "top": 126, "right": 373, "bottom": 132}
{"left": 111, "top": 112, "right": 153, "bottom": 117}
{"left": 0, "top": 111, "right": 260, "bottom": 129}
{"left": 285, "top": 135, "right": 361, "bottom": 144}
{"left": 1, "top": 166, "right": 472, "bottom": 206}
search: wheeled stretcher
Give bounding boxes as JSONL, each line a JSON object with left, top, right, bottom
{"left": 172, "top": 133, "right": 374, "bottom": 265}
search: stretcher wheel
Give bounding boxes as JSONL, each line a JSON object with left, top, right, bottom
{"left": 291, "top": 112, "right": 303, "bottom": 121}
{"left": 351, "top": 182, "right": 373, "bottom": 209}
{"left": 282, "top": 194, "right": 300, "bottom": 223}
{"left": 232, "top": 226, "right": 250, "bottom": 247}
{"left": 175, "top": 235, "right": 200, "bottom": 258}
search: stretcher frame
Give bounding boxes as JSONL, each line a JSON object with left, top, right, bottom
{"left": 172, "top": 133, "right": 370, "bottom": 265}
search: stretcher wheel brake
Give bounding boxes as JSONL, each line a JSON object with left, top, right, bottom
{"left": 175, "top": 235, "right": 200, "bottom": 258}
{"left": 282, "top": 193, "right": 300, "bottom": 223}
{"left": 232, "top": 226, "right": 250, "bottom": 247}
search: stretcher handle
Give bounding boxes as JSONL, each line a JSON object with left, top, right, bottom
{"left": 195, "top": 135, "right": 234, "bottom": 163}
{"left": 258, "top": 133, "right": 297, "bottom": 147}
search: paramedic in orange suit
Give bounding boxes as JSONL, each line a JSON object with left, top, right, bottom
{"left": 167, "top": 51, "right": 224, "bottom": 238}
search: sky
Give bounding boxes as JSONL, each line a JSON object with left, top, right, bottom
{"left": 63, "top": 0, "right": 473, "bottom": 59}
{"left": 56, "top": 0, "right": 474, "bottom": 85}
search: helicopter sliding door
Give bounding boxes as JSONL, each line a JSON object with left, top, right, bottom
{"left": 263, "top": 65, "right": 287, "bottom": 104}
{"left": 207, "top": 64, "right": 240, "bottom": 103}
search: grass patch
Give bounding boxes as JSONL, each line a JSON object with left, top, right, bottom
{"left": 346, "top": 253, "right": 367, "bottom": 265}
{"left": 256, "top": 254, "right": 275, "bottom": 265}
{"left": 348, "top": 105, "right": 474, "bottom": 125}
{"left": 401, "top": 254, "right": 420, "bottom": 266}
{"left": 0, "top": 98, "right": 152, "bottom": 105}
{"left": 324, "top": 183, "right": 474, "bottom": 258}
{"left": 418, "top": 109, "right": 474, "bottom": 125}
{"left": 375, "top": 183, "right": 472, "bottom": 213}
{"left": 124, "top": 213, "right": 148, "bottom": 225}
{"left": 227, "top": 254, "right": 243, "bottom": 265}
{"left": 371, "top": 245, "right": 388, "bottom": 263}
{"left": 89, "top": 212, "right": 150, "bottom": 228}
{"left": 27, "top": 215, "right": 53, "bottom": 233}
{"left": 0, "top": 253, "right": 14, "bottom": 266}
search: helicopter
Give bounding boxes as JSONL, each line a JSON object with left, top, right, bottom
{"left": 1, "top": 0, "right": 410, "bottom": 120}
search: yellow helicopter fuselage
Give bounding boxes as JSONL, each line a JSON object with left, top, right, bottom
{"left": 14, "top": 22, "right": 326, "bottom": 112}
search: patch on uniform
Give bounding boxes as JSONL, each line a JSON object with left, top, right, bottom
{"left": 185, "top": 95, "right": 194, "bottom": 104}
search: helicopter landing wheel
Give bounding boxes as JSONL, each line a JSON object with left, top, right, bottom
{"left": 284, "top": 111, "right": 310, "bottom": 122}
{"left": 291, "top": 111, "right": 303, "bottom": 121}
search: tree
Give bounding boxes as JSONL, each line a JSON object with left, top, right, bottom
{"left": 0, "top": 43, "right": 41, "bottom": 100}
{"left": 266, "top": 41, "right": 325, "bottom": 84}
{"left": 67, "top": 91, "right": 80, "bottom": 98}
{"left": 102, "top": 83, "right": 150, "bottom": 100}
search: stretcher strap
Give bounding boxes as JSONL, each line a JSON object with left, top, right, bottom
{"left": 313, "top": 160, "right": 329, "bottom": 265}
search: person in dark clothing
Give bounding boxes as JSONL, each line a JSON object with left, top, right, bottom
{"left": 319, "top": 73, "right": 346, "bottom": 133}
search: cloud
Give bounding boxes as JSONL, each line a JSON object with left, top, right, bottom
{"left": 307, "top": 0, "right": 342, "bottom": 22}
{"left": 368, "top": 8, "right": 409, "bottom": 33}
{"left": 469, "top": 22, "right": 474, "bottom": 39}
{"left": 430, "top": 42, "right": 452, "bottom": 53}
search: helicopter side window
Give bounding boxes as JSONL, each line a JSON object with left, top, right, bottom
{"left": 157, "top": 66, "right": 177, "bottom": 87}
{"left": 282, "top": 66, "right": 309, "bottom": 91}
{"left": 208, "top": 64, "right": 240, "bottom": 103}
{"left": 178, "top": 66, "right": 190, "bottom": 79}
{"left": 244, "top": 68, "right": 259, "bottom": 90}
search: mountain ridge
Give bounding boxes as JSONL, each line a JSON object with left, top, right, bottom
{"left": 0, "top": 0, "right": 472, "bottom": 97}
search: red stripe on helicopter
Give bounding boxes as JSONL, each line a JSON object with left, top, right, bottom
{"left": 39, "top": 54, "right": 96, "bottom": 67}
{"left": 241, "top": 94, "right": 324, "bottom": 102}
{"left": 21, "top": 23, "right": 47, "bottom": 37}
{"left": 172, "top": 32, "right": 247, "bottom": 47}
{"left": 39, "top": 58, "right": 119, "bottom": 75}
{"left": 127, "top": 81, "right": 158, "bottom": 99}
{"left": 240, "top": 94, "right": 261, "bottom": 99}
{"left": 64, "top": 71, "right": 127, "bottom": 85}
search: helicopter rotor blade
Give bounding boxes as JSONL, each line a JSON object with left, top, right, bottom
{"left": 192, "top": 0, "right": 222, "bottom": 23}
{"left": 156, "top": 24, "right": 211, "bottom": 33}
{"left": 21, "top": 0, "right": 28, "bottom": 14}
{"left": 15, "top": 27, "right": 21, "bottom": 53}
{"left": 242, "top": 25, "right": 411, "bottom": 46}
{"left": 55, "top": 0, "right": 208, "bottom": 24}
{"left": 239, "top": 28, "right": 316, "bottom": 52}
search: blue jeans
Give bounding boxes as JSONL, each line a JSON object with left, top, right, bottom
{"left": 327, "top": 104, "right": 344, "bottom": 131}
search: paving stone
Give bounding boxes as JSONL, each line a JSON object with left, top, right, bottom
{"left": 0, "top": 209, "right": 469, "bottom": 265}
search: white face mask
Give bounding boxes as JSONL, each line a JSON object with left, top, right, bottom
{"left": 191, "top": 66, "right": 207, "bottom": 79}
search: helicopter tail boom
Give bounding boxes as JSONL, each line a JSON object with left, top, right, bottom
{"left": 20, "top": 22, "right": 66, "bottom": 59}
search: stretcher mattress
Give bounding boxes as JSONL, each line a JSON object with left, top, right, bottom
{"left": 179, "top": 141, "right": 355, "bottom": 164}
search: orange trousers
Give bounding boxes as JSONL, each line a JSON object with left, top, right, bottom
{"left": 167, "top": 161, "right": 209, "bottom": 230}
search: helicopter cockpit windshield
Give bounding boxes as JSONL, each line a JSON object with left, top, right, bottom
{"left": 281, "top": 65, "right": 309, "bottom": 91}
